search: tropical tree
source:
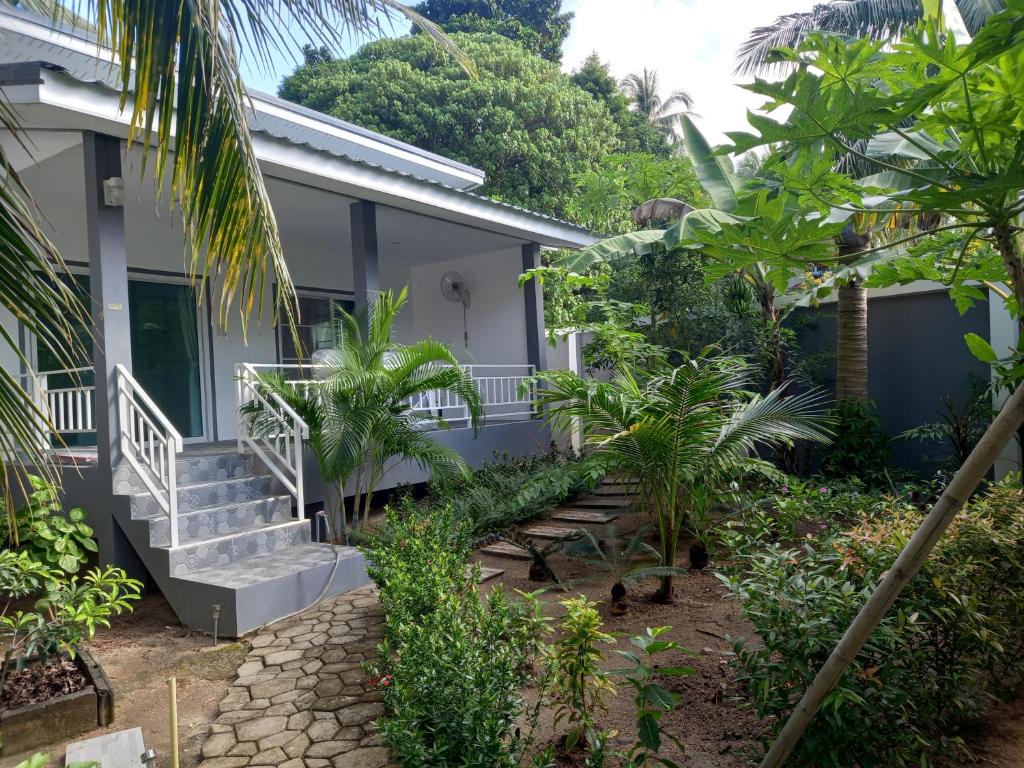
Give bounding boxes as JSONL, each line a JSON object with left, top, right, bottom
{"left": 533, "top": 355, "right": 830, "bottom": 602}
{"left": 736, "top": 0, "right": 1007, "bottom": 404}
{"left": 620, "top": 68, "right": 695, "bottom": 141}
{"left": 279, "top": 31, "right": 617, "bottom": 217}
{"left": 736, "top": 0, "right": 1006, "bottom": 74}
{"left": 0, "top": 0, "right": 467, "bottom": 517}
{"left": 242, "top": 288, "right": 483, "bottom": 543}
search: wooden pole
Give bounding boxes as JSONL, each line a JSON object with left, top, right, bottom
{"left": 168, "top": 676, "right": 180, "bottom": 768}
{"left": 759, "top": 381, "right": 1024, "bottom": 768}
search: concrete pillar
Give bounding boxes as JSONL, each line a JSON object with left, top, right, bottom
{"left": 350, "top": 200, "right": 380, "bottom": 311}
{"left": 83, "top": 132, "right": 145, "bottom": 578}
{"left": 521, "top": 242, "right": 547, "bottom": 371}
{"left": 84, "top": 132, "right": 132, "bottom": 475}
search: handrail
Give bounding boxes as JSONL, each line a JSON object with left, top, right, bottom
{"left": 115, "top": 364, "right": 183, "bottom": 548}
{"left": 236, "top": 363, "right": 309, "bottom": 519}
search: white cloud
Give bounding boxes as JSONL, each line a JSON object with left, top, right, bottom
{"left": 560, "top": 0, "right": 819, "bottom": 146}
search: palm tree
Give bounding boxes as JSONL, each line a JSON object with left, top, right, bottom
{"left": 243, "top": 288, "right": 483, "bottom": 543}
{"left": 0, "top": 1, "right": 468, "bottom": 521}
{"left": 533, "top": 356, "right": 830, "bottom": 602}
{"left": 736, "top": 0, "right": 1005, "bottom": 75}
{"left": 620, "top": 68, "right": 694, "bottom": 140}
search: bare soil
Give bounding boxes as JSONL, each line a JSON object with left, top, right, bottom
{"left": 0, "top": 593, "right": 246, "bottom": 768}
{"left": 474, "top": 513, "right": 1024, "bottom": 767}
{"left": 474, "top": 517, "right": 769, "bottom": 767}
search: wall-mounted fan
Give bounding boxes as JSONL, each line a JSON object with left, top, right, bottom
{"left": 440, "top": 270, "right": 471, "bottom": 347}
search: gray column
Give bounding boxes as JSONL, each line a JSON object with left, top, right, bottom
{"left": 84, "top": 132, "right": 132, "bottom": 474}
{"left": 350, "top": 200, "right": 380, "bottom": 311}
{"left": 521, "top": 242, "right": 547, "bottom": 371}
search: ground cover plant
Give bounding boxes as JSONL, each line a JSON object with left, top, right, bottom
{"left": 717, "top": 479, "right": 1024, "bottom": 767}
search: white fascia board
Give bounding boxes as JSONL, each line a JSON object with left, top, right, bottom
{"left": 13, "top": 71, "right": 595, "bottom": 249}
{"left": 254, "top": 134, "right": 597, "bottom": 249}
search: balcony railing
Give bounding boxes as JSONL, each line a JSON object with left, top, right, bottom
{"left": 240, "top": 362, "right": 537, "bottom": 425}
{"left": 19, "top": 366, "right": 97, "bottom": 446}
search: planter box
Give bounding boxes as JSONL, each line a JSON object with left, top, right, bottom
{"left": 0, "top": 649, "right": 114, "bottom": 757}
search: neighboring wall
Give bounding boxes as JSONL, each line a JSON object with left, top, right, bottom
{"left": 790, "top": 287, "right": 993, "bottom": 475}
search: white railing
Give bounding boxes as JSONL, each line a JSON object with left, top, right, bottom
{"left": 20, "top": 367, "right": 96, "bottom": 445}
{"left": 241, "top": 362, "right": 538, "bottom": 425}
{"left": 236, "top": 363, "right": 309, "bottom": 519}
{"left": 115, "top": 364, "right": 183, "bottom": 548}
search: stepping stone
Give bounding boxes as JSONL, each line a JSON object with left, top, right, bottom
{"left": 550, "top": 508, "right": 621, "bottom": 524}
{"left": 602, "top": 477, "right": 638, "bottom": 486}
{"left": 572, "top": 496, "right": 632, "bottom": 509}
{"left": 480, "top": 542, "right": 533, "bottom": 560}
{"left": 474, "top": 566, "right": 506, "bottom": 583}
{"left": 520, "top": 525, "right": 580, "bottom": 541}
{"left": 592, "top": 486, "right": 636, "bottom": 497}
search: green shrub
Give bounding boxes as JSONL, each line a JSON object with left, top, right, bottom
{"left": 717, "top": 480, "right": 1024, "bottom": 767}
{"left": 820, "top": 399, "right": 891, "bottom": 487}
{"left": 363, "top": 500, "right": 549, "bottom": 768}
{"left": 361, "top": 501, "right": 471, "bottom": 639}
{"left": 3, "top": 475, "right": 98, "bottom": 573}
{"left": 371, "top": 586, "right": 538, "bottom": 768}
{"left": 430, "top": 448, "right": 602, "bottom": 536}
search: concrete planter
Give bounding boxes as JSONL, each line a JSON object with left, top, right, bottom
{"left": 0, "top": 649, "right": 114, "bottom": 757}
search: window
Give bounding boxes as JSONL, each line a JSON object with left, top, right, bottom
{"left": 277, "top": 293, "right": 354, "bottom": 365}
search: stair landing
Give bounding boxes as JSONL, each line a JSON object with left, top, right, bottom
{"left": 111, "top": 445, "right": 369, "bottom": 637}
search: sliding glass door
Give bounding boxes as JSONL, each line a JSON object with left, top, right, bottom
{"left": 128, "top": 280, "right": 207, "bottom": 440}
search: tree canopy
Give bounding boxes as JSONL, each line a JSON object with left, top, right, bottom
{"left": 412, "top": 0, "right": 573, "bottom": 61}
{"left": 279, "top": 32, "right": 618, "bottom": 217}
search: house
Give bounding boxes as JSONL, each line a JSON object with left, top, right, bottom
{"left": 0, "top": 6, "right": 595, "bottom": 636}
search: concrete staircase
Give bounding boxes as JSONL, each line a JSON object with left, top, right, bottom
{"left": 111, "top": 445, "right": 368, "bottom": 637}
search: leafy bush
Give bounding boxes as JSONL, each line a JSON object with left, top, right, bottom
{"left": 372, "top": 586, "right": 539, "bottom": 768}
{"left": 3, "top": 475, "right": 98, "bottom": 573}
{"left": 549, "top": 596, "right": 617, "bottom": 750}
{"left": 820, "top": 399, "right": 891, "bottom": 487}
{"left": 363, "top": 501, "right": 549, "bottom": 768}
{"left": 362, "top": 501, "right": 471, "bottom": 640}
{"left": 430, "top": 448, "right": 601, "bottom": 536}
{"left": 718, "top": 480, "right": 1024, "bottom": 767}
{"left": 0, "top": 550, "right": 141, "bottom": 697}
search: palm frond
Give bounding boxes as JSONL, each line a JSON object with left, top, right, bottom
{"left": 735, "top": 0, "right": 925, "bottom": 76}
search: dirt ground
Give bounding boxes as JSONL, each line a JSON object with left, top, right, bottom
{"left": 473, "top": 514, "right": 1024, "bottom": 768}
{"left": 474, "top": 520, "right": 769, "bottom": 767}
{"left": 0, "top": 594, "right": 246, "bottom": 768}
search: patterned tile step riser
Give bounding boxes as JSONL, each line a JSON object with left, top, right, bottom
{"left": 170, "top": 521, "right": 311, "bottom": 576}
{"left": 114, "top": 453, "right": 260, "bottom": 495}
{"left": 148, "top": 496, "right": 293, "bottom": 547}
{"left": 130, "top": 475, "right": 280, "bottom": 520}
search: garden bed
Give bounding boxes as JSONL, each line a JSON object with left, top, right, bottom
{"left": 0, "top": 650, "right": 113, "bottom": 757}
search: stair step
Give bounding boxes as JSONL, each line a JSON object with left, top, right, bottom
{"left": 521, "top": 525, "right": 580, "bottom": 541}
{"left": 175, "top": 451, "right": 258, "bottom": 486}
{"left": 130, "top": 475, "right": 279, "bottom": 519}
{"left": 149, "top": 496, "right": 293, "bottom": 547}
{"left": 571, "top": 496, "right": 632, "bottom": 509}
{"left": 173, "top": 542, "right": 361, "bottom": 590}
{"left": 479, "top": 542, "right": 533, "bottom": 560}
{"left": 473, "top": 566, "right": 505, "bottom": 583}
{"left": 601, "top": 477, "right": 638, "bottom": 486}
{"left": 591, "top": 486, "right": 636, "bottom": 497}
{"left": 168, "top": 519, "right": 309, "bottom": 576}
{"left": 550, "top": 509, "right": 621, "bottom": 524}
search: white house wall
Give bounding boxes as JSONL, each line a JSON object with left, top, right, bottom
{"left": 408, "top": 247, "right": 529, "bottom": 365}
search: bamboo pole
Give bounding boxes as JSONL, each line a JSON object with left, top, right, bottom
{"left": 759, "top": 381, "right": 1024, "bottom": 768}
{"left": 168, "top": 676, "right": 180, "bottom": 768}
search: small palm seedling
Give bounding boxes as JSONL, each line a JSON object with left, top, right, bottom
{"left": 495, "top": 533, "right": 563, "bottom": 583}
{"left": 567, "top": 525, "right": 684, "bottom": 614}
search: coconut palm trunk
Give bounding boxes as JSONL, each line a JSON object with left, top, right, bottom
{"left": 836, "top": 282, "right": 869, "bottom": 401}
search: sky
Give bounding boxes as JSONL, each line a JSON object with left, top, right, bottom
{"left": 239, "top": 0, "right": 820, "bottom": 145}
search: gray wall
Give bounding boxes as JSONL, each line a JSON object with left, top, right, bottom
{"left": 790, "top": 289, "right": 991, "bottom": 475}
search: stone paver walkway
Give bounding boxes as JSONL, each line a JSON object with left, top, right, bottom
{"left": 197, "top": 585, "right": 393, "bottom": 768}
